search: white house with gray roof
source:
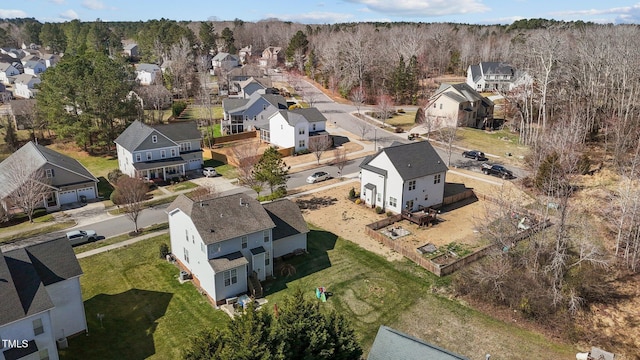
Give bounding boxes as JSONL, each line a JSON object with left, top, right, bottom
{"left": 13, "top": 74, "right": 41, "bottom": 99}
{"left": 425, "top": 83, "right": 494, "bottom": 129}
{"left": 466, "top": 61, "right": 515, "bottom": 92}
{"left": 0, "top": 62, "right": 20, "bottom": 85}
{"left": 267, "top": 108, "right": 329, "bottom": 153}
{"left": 222, "top": 92, "right": 288, "bottom": 134}
{"left": 359, "top": 141, "right": 448, "bottom": 214}
{"left": 0, "top": 142, "right": 99, "bottom": 212}
{"left": 114, "top": 120, "right": 203, "bottom": 181}
{"left": 167, "top": 194, "right": 308, "bottom": 305}
{"left": 135, "top": 63, "right": 161, "bottom": 85}
{"left": 0, "top": 237, "right": 88, "bottom": 360}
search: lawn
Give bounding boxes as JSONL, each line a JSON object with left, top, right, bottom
{"left": 165, "top": 180, "right": 199, "bottom": 192}
{"left": 60, "top": 235, "right": 229, "bottom": 360}
{"left": 49, "top": 144, "right": 119, "bottom": 179}
{"left": 203, "top": 159, "right": 236, "bottom": 179}
{"left": 0, "top": 208, "right": 76, "bottom": 243}
{"left": 180, "top": 105, "right": 223, "bottom": 120}
{"left": 385, "top": 111, "right": 417, "bottom": 130}
{"left": 72, "top": 223, "right": 169, "bottom": 254}
{"left": 454, "top": 127, "right": 529, "bottom": 162}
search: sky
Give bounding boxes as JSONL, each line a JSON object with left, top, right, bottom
{"left": 3, "top": 0, "right": 640, "bottom": 25}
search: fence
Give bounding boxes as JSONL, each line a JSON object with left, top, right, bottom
{"left": 442, "top": 189, "right": 475, "bottom": 206}
{"left": 211, "top": 131, "right": 258, "bottom": 145}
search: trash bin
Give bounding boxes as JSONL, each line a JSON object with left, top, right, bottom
{"left": 79, "top": 195, "right": 87, "bottom": 203}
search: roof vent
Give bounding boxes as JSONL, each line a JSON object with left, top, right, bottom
{"left": 210, "top": 229, "right": 215, "bottom": 233}
{"left": 407, "top": 163, "right": 411, "bottom": 167}
{"left": 219, "top": 213, "right": 223, "bottom": 218}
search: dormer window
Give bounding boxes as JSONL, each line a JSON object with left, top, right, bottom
{"left": 45, "top": 169, "right": 54, "bottom": 178}
{"left": 136, "top": 153, "right": 141, "bottom": 162}
{"left": 152, "top": 135, "right": 157, "bottom": 143}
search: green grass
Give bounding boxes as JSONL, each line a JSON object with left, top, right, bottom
{"left": 385, "top": 111, "right": 417, "bottom": 129}
{"left": 203, "top": 159, "right": 236, "bottom": 179}
{"left": 108, "top": 195, "right": 179, "bottom": 215}
{"left": 73, "top": 223, "right": 169, "bottom": 254}
{"left": 166, "top": 181, "right": 199, "bottom": 192}
{"left": 0, "top": 221, "right": 76, "bottom": 243}
{"left": 51, "top": 146, "right": 119, "bottom": 179}
{"left": 60, "top": 235, "right": 229, "bottom": 360}
{"left": 180, "top": 105, "right": 223, "bottom": 120}
{"left": 200, "top": 123, "right": 222, "bottom": 138}
{"left": 455, "top": 127, "right": 529, "bottom": 162}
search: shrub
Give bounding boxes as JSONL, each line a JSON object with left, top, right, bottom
{"left": 355, "top": 198, "right": 362, "bottom": 205}
{"left": 394, "top": 127, "right": 403, "bottom": 133}
{"left": 107, "top": 169, "right": 123, "bottom": 184}
{"left": 386, "top": 211, "right": 393, "bottom": 217}
{"left": 397, "top": 108, "right": 405, "bottom": 113}
{"left": 159, "top": 243, "right": 170, "bottom": 259}
{"left": 110, "top": 189, "right": 121, "bottom": 205}
{"left": 349, "top": 187, "right": 356, "bottom": 199}
{"left": 172, "top": 101, "right": 188, "bottom": 117}
{"left": 375, "top": 206, "right": 384, "bottom": 214}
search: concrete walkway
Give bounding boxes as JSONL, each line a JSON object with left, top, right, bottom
{"left": 76, "top": 229, "right": 169, "bottom": 259}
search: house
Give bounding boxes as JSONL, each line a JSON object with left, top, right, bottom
{"left": 22, "top": 60, "right": 46, "bottom": 76}
{"left": 0, "top": 141, "right": 99, "bottom": 211}
{"left": 368, "top": 325, "right": 469, "bottom": 360}
{"left": 13, "top": 74, "right": 41, "bottom": 99}
{"left": 114, "top": 120, "right": 203, "bottom": 181}
{"left": 123, "top": 43, "right": 139, "bottom": 57}
{"left": 211, "top": 52, "right": 240, "bottom": 72}
{"left": 266, "top": 108, "right": 329, "bottom": 153}
{"left": 359, "top": 141, "right": 448, "bottom": 214}
{"left": 42, "top": 54, "right": 61, "bottom": 68}
{"left": 259, "top": 46, "right": 282, "bottom": 67}
{"left": 167, "top": 194, "right": 308, "bottom": 305}
{"left": 222, "top": 92, "right": 288, "bottom": 134}
{"left": 228, "top": 77, "right": 268, "bottom": 99}
{"left": 8, "top": 99, "right": 37, "bottom": 130}
{"left": 466, "top": 61, "right": 515, "bottom": 92}
{"left": 238, "top": 45, "right": 252, "bottom": 63}
{"left": 0, "top": 237, "right": 88, "bottom": 360}
{"left": 0, "top": 62, "right": 20, "bottom": 85}
{"left": 425, "top": 83, "right": 494, "bottom": 129}
{"left": 135, "top": 63, "right": 162, "bottom": 85}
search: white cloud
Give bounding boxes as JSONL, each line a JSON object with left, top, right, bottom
{"left": 0, "top": 9, "right": 28, "bottom": 18}
{"left": 265, "top": 11, "right": 355, "bottom": 24}
{"left": 60, "top": 9, "right": 79, "bottom": 20}
{"left": 82, "top": 0, "right": 105, "bottom": 10}
{"left": 550, "top": 3, "right": 640, "bottom": 24}
{"left": 49, "top": 0, "right": 65, "bottom": 4}
{"left": 344, "top": 0, "right": 490, "bottom": 17}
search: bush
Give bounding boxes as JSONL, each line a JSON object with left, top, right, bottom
{"left": 159, "top": 243, "right": 170, "bottom": 259}
{"left": 397, "top": 108, "right": 405, "bottom": 113}
{"left": 348, "top": 187, "right": 356, "bottom": 199}
{"left": 375, "top": 206, "right": 384, "bottom": 214}
{"left": 355, "top": 199, "right": 362, "bottom": 205}
{"left": 110, "top": 189, "right": 121, "bottom": 205}
{"left": 172, "top": 101, "right": 188, "bottom": 117}
{"left": 107, "top": 169, "right": 123, "bottom": 184}
{"left": 386, "top": 211, "right": 393, "bottom": 217}
{"left": 394, "top": 127, "right": 403, "bottom": 133}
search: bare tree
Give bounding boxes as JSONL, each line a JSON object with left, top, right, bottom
{"left": 375, "top": 94, "right": 395, "bottom": 125}
{"left": 355, "top": 120, "right": 372, "bottom": 141}
{"left": 333, "top": 147, "right": 348, "bottom": 178}
{"left": 308, "top": 136, "right": 332, "bottom": 165}
{"left": 113, "top": 175, "right": 149, "bottom": 233}
{"left": 438, "top": 125, "right": 458, "bottom": 166}
{"left": 231, "top": 141, "right": 264, "bottom": 195}
{"left": 349, "top": 86, "right": 366, "bottom": 115}
{"left": 188, "top": 185, "right": 218, "bottom": 202}
{"left": 5, "top": 162, "right": 51, "bottom": 223}
{"left": 136, "top": 85, "right": 172, "bottom": 124}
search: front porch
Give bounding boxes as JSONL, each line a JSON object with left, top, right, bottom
{"left": 133, "top": 158, "right": 187, "bottom": 181}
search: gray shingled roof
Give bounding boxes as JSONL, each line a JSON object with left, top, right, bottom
{"left": 469, "top": 64, "right": 481, "bottom": 82}
{"left": 263, "top": 199, "right": 309, "bottom": 241}
{"left": 435, "top": 83, "right": 484, "bottom": 103}
{"left": 291, "top": 107, "right": 327, "bottom": 123}
{"left": 0, "top": 141, "right": 97, "bottom": 199}
{"left": 167, "top": 194, "right": 275, "bottom": 245}
{"left": 368, "top": 326, "right": 469, "bottom": 360}
{"left": 114, "top": 120, "right": 201, "bottom": 152}
{"left": 359, "top": 155, "right": 388, "bottom": 177}
{"left": 14, "top": 73, "right": 40, "bottom": 85}
{"left": 9, "top": 99, "right": 36, "bottom": 116}
{"left": 209, "top": 251, "right": 248, "bottom": 272}
{"left": 135, "top": 63, "right": 160, "bottom": 73}
{"left": 0, "top": 237, "right": 82, "bottom": 327}
{"left": 361, "top": 141, "right": 447, "bottom": 181}
{"left": 480, "top": 61, "right": 514, "bottom": 76}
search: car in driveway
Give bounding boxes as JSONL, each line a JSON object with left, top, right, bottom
{"left": 306, "top": 171, "right": 331, "bottom": 184}
{"left": 66, "top": 230, "right": 97, "bottom": 246}
{"left": 481, "top": 163, "right": 514, "bottom": 179}
{"left": 203, "top": 167, "right": 218, "bottom": 177}
{"left": 462, "top": 150, "right": 487, "bottom": 161}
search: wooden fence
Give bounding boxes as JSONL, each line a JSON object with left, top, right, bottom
{"left": 442, "top": 188, "right": 475, "bottom": 206}
{"left": 212, "top": 131, "right": 258, "bottom": 145}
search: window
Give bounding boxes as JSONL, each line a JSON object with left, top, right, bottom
{"left": 424, "top": 193, "right": 429, "bottom": 201}
{"left": 405, "top": 200, "right": 413, "bottom": 210}
{"left": 171, "top": 149, "right": 177, "bottom": 157}
{"left": 312, "top": 124, "right": 316, "bottom": 131}
{"left": 263, "top": 230, "right": 270, "bottom": 243}
{"left": 45, "top": 169, "right": 53, "bottom": 178}
{"left": 185, "top": 229, "right": 188, "bottom": 241}
{"left": 263, "top": 104, "right": 267, "bottom": 110}
{"left": 180, "top": 142, "right": 192, "bottom": 152}
{"left": 135, "top": 153, "right": 141, "bottom": 162}
{"left": 242, "top": 236, "right": 248, "bottom": 249}
{"left": 39, "top": 349, "right": 49, "bottom": 360}
{"left": 298, "top": 128, "right": 305, "bottom": 135}
{"left": 389, "top": 197, "right": 397, "bottom": 207}
{"left": 434, "top": 174, "right": 442, "bottom": 184}
{"left": 152, "top": 135, "right": 157, "bottom": 143}
{"left": 224, "top": 269, "right": 238, "bottom": 286}
{"left": 439, "top": 103, "right": 443, "bottom": 110}
{"left": 184, "top": 248, "right": 189, "bottom": 263}
{"left": 265, "top": 251, "right": 270, "bottom": 266}
{"left": 408, "top": 180, "right": 416, "bottom": 191}
{"left": 161, "top": 150, "right": 166, "bottom": 158}
{"left": 146, "top": 152, "right": 152, "bottom": 160}
{"left": 33, "top": 318, "right": 44, "bottom": 335}
{"left": 433, "top": 103, "right": 436, "bottom": 108}
{"left": 299, "top": 140, "right": 305, "bottom": 148}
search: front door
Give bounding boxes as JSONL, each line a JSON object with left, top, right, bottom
{"left": 252, "top": 253, "right": 266, "bottom": 281}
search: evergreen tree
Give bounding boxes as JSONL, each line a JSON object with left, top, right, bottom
{"left": 198, "top": 22, "right": 216, "bottom": 53}
{"left": 392, "top": 55, "right": 407, "bottom": 103}
{"left": 254, "top": 147, "right": 289, "bottom": 194}
{"left": 406, "top": 55, "right": 419, "bottom": 105}
{"left": 3, "top": 117, "right": 18, "bottom": 152}
{"left": 286, "top": 30, "right": 308, "bottom": 71}
{"left": 220, "top": 27, "right": 236, "bottom": 53}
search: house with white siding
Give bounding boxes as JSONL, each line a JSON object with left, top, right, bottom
{"left": 266, "top": 107, "right": 329, "bottom": 153}
{"left": 222, "top": 93, "right": 288, "bottom": 134}
{"left": 167, "top": 194, "right": 308, "bottom": 305}
{"left": 114, "top": 120, "right": 203, "bottom": 181}
{"left": 13, "top": 74, "right": 41, "bottom": 99}
{"left": 359, "top": 141, "right": 448, "bottom": 214}
{"left": 425, "top": 83, "right": 494, "bottom": 129}
{"left": 466, "top": 61, "right": 515, "bottom": 92}
{"left": 135, "top": 63, "right": 161, "bottom": 85}
{"left": 0, "top": 237, "right": 88, "bottom": 360}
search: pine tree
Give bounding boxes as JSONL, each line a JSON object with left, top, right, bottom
{"left": 254, "top": 147, "right": 289, "bottom": 195}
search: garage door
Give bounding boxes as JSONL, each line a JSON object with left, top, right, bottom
{"left": 188, "top": 159, "right": 202, "bottom": 170}
{"left": 77, "top": 187, "right": 96, "bottom": 200}
{"left": 58, "top": 190, "right": 77, "bottom": 205}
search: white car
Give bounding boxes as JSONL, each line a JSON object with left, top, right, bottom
{"left": 66, "top": 230, "right": 97, "bottom": 246}
{"left": 306, "top": 171, "right": 331, "bottom": 184}
{"left": 203, "top": 167, "right": 218, "bottom": 177}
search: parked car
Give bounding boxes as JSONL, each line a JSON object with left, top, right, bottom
{"left": 481, "top": 163, "right": 514, "bottom": 179}
{"left": 462, "top": 150, "right": 487, "bottom": 161}
{"left": 306, "top": 171, "right": 331, "bottom": 183}
{"left": 203, "top": 167, "right": 218, "bottom": 177}
{"left": 66, "top": 230, "right": 97, "bottom": 246}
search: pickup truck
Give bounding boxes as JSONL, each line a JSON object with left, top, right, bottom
{"left": 482, "top": 163, "right": 514, "bottom": 179}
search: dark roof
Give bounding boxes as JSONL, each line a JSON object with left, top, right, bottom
{"left": 359, "top": 155, "right": 388, "bottom": 177}
{"left": 114, "top": 120, "right": 201, "bottom": 152}
{"left": 368, "top": 326, "right": 469, "bottom": 360}
{"left": 0, "top": 237, "right": 82, "bottom": 327}
{"left": 209, "top": 251, "right": 248, "bottom": 272}
{"left": 167, "top": 194, "right": 275, "bottom": 245}
{"left": 361, "top": 141, "right": 447, "bottom": 181}
{"left": 263, "top": 199, "right": 309, "bottom": 241}
{"left": 364, "top": 183, "right": 376, "bottom": 191}
{"left": 290, "top": 107, "right": 327, "bottom": 123}
{"left": 468, "top": 64, "right": 481, "bottom": 82}
{"left": 9, "top": 99, "right": 36, "bottom": 116}
{"left": 480, "top": 61, "right": 514, "bottom": 75}
{"left": 250, "top": 246, "right": 266, "bottom": 255}
{"left": 131, "top": 157, "right": 187, "bottom": 171}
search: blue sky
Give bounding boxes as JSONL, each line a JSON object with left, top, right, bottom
{"left": 3, "top": 0, "right": 640, "bottom": 24}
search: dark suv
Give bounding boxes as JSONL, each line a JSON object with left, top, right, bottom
{"left": 462, "top": 150, "right": 487, "bottom": 161}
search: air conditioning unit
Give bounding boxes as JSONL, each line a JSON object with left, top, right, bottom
{"left": 179, "top": 271, "right": 189, "bottom": 281}
{"left": 57, "top": 337, "right": 68, "bottom": 349}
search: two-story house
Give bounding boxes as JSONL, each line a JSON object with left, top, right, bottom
{"left": 167, "top": 194, "right": 308, "bottom": 305}
{"left": 266, "top": 108, "right": 329, "bottom": 153}
{"left": 22, "top": 60, "right": 46, "bottom": 76}
{"left": 114, "top": 120, "right": 203, "bottom": 181}
{"left": 359, "top": 141, "right": 448, "bottom": 214}
{"left": 228, "top": 77, "right": 268, "bottom": 99}
{"left": 0, "top": 62, "right": 20, "bottom": 85}
{"left": 425, "top": 83, "right": 494, "bottom": 129}
{"left": 259, "top": 46, "right": 282, "bottom": 68}
{"left": 222, "top": 92, "right": 288, "bottom": 134}
{"left": 0, "top": 237, "right": 88, "bottom": 360}
{"left": 123, "top": 43, "right": 139, "bottom": 57}
{"left": 466, "top": 61, "right": 515, "bottom": 92}
{"left": 211, "top": 52, "right": 240, "bottom": 72}
{"left": 13, "top": 74, "right": 41, "bottom": 99}
{"left": 135, "top": 63, "right": 162, "bottom": 85}
{"left": 0, "top": 141, "right": 99, "bottom": 212}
